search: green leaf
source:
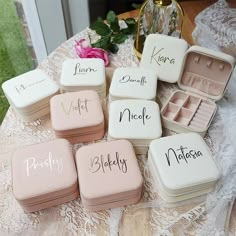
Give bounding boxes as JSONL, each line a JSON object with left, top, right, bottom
{"left": 107, "top": 43, "right": 119, "bottom": 54}
{"left": 91, "top": 36, "right": 111, "bottom": 50}
{"left": 124, "top": 18, "right": 137, "bottom": 34}
{"left": 106, "top": 11, "right": 116, "bottom": 25}
{"left": 112, "top": 34, "right": 128, "bottom": 44}
{"left": 106, "top": 11, "right": 120, "bottom": 32}
{"left": 120, "top": 28, "right": 131, "bottom": 34}
{"left": 124, "top": 18, "right": 136, "bottom": 25}
{"left": 90, "top": 20, "right": 111, "bottom": 36}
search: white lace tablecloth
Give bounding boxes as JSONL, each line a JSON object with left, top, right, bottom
{"left": 1, "top": 10, "right": 236, "bottom": 235}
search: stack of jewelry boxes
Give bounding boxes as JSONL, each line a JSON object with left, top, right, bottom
{"left": 60, "top": 58, "right": 106, "bottom": 99}
{"left": 50, "top": 90, "right": 105, "bottom": 144}
{"left": 12, "top": 139, "right": 79, "bottom": 212}
{"left": 108, "top": 99, "right": 162, "bottom": 154}
{"left": 148, "top": 133, "right": 221, "bottom": 204}
{"left": 76, "top": 140, "right": 143, "bottom": 211}
{"left": 2, "top": 69, "right": 59, "bottom": 122}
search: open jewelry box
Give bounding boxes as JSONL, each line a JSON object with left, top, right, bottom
{"left": 161, "top": 45, "right": 235, "bottom": 136}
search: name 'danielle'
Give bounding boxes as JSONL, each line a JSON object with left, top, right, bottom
{"left": 150, "top": 47, "right": 175, "bottom": 66}
{"left": 90, "top": 152, "right": 127, "bottom": 174}
{"left": 24, "top": 152, "right": 63, "bottom": 177}
{"left": 119, "top": 75, "right": 147, "bottom": 86}
{"left": 119, "top": 107, "right": 151, "bottom": 125}
{"left": 61, "top": 98, "right": 91, "bottom": 115}
{"left": 165, "top": 146, "right": 204, "bottom": 166}
{"left": 73, "top": 62, "right": 97, "bottom": 76}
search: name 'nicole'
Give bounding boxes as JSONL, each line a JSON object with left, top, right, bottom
{"left": 89, "top": 152, "right": 127, "bottom": 174}
{"left": 119, "top": 107, "right": 151, "bottom": 125}
{"left": 165, "top": 146, "right": 203, "bottom": 166}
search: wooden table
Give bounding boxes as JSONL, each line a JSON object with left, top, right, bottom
{"left": 118, "top": 0, "right": 236, "bottom": 45}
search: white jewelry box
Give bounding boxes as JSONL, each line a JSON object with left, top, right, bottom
{"left": 60, "top": 58, "right": 106, "bottom": 99}
{"left": 148, "top": 133, "right": 221, "bottom": 204}
{"left": 109, "top": 67, "right": 157, "bottom": 102}
{"left": 108, "top": 99, "right": 162, "bottom": 155}
{"left": 2, "top": 69, "right": 59, "bottom": 122}
{"left": 140, "top": 34, "right": 188, "bottom": 83}
{"left": 141, "top": 34, "right": 235, "bottom": 136}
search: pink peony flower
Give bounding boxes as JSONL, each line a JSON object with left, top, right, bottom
{"left": 74, "top": 39, "right": 109, "bottom": 66}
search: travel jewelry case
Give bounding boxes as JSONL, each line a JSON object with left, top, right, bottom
{"left": 108, "top": 99, "right": 162, "bottom": 155}
{"left": 140, "top": 34, "right": 235, "bottom": 136}
{"left": 60, "top": 58, "right": 106, "bottom": 99}
{"left": 12, "top": 139, "right": 79, "bottom": 212}
{"left": 109, "top": 67, "right": 158, "bottom": 102}
{"left": 50, "top": 90, "right": 105, "bottom": 144}
{"left": 76, "top": 139, "right": 143, "bottom": 211}
{"left": 2, "top": 69, "right": 59, "bottom": 122}
{"left": 148, "top": 133, "right": 221, "bottom": 204}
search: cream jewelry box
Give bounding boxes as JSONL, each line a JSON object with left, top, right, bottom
{"left": 2, "top": 69, "right": 59, "bottom": 122}
{"left": 12, "top": 139, "right": 79, "bottom": 212}
{"left": 109, "top": 67, "right": 157, "bottom": 102}
{"left": 50, "top": 90, "right": 105, "bottom": 144}
{"left": 141, "top": 34, "right": 235, "bottom": 136}
{"left": 148, "top": 133, "right": 221, "bottom": 204}
{"left": 60, "top": 58, "right": 106, "bottom": 99}
{"left": 76, "top": 140, "right": 143, "bottom": 211}
{"left": 108, "top": 99, "right": 162, "bottom": 155}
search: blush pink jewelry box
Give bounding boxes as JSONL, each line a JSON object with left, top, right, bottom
{"left": 50, "top": 90, "right": 105, "bottom": 144}
{"left": 141, "top": 34, "right": 235, "bottom": 136}
{"left": 76, "top": 140, "right": 143, "bottom": 211}
{"left": 12, "top": 139, "right": 79, "bottom": 212}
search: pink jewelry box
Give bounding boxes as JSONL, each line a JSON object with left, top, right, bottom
{"left": 50, "top": 90, "right": 105, "bottom": 144}
{"left": 12, "top": 139, "right": 79, "bottom": 212}
{"left": 2, "top": 69, "right": 59, "bottom": 122}
{"left": 141, "top": 34, "right": 235, "bottom": 136}
{"left": 75, "top": 140, "right": 143, "bottom": 211}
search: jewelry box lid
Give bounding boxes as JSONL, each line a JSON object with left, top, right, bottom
{"left": 178, "top": 45, "right": 235, "bottom": 101}
{"left": 149, "top": 133, "right": 221, "bottom": 196}
{"left": 12, "top": 139, "right": 78, "bottom": 204}
{"left": 76, "top": 140, "right": 143, "bottom": 205}
{"left": 2, "top": 69, "right": 59, "bottom": 109}
{"left": 109, "top": 67, "right": 158, "bottom": 100}
{"left": 50, "top": 90, "right": 104, "bottom": 132}
{"left": 108, "top": 99, "right": 162, "bottom": 140}
{"left": 60, "top": 58, "right": 105, "bottom": 87}
{"left": 140, "top": 34, "right": 188, "bottom": 83}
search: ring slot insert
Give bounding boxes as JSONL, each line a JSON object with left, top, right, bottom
{"left": 161, "top": 45, "right": 235, "bottom": 136}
